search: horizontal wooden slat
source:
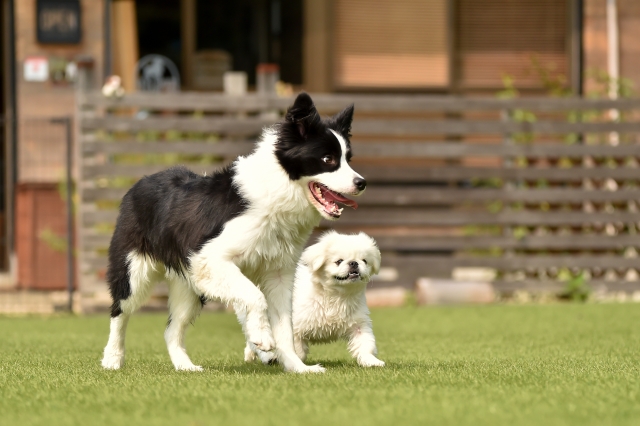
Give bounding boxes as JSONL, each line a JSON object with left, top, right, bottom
{"left": 80, "top": 92, "right": 288, "bottom": 111}
{"left": 361, "top": 187, "right": 640, "bottom": 204}
{"left": 81, "top": 116, "right": 274, "bottom": 133}
{"left": 491, "top": 280, "right": 640, "bottom": 293}
{"left": 82, "top": 163, "right": 221, "bottom": 179}
{"left": 81, "top": 163, "right": 640, "bottom": 182}
{"left": 355, "top": 165, "right": 640, "bottom": 182}
{"left": 80, "top": 116, "right": 640, "bottom": 136}
{"left": 83, "top": 210, "right": 118, "bottom": 225}
{"left": 373, "top": 235, "right": 640, "bottom": 250}
{"left": 82, "top": 207, "right": 640, "bottom": 227}
{"left": 83, "top": 234, "right": 112, "bottom": 249}
{"left": 82, "top": 139, "right": 640, "bottom": 159}
{"left": 81, "top": 252, "right": 638, "bottom": 277}
{"left": 81, "top": 92, "right": 640, "bottom": 112}
{"left": 83, "top": 233, "right": 640, "bottom": 251}
{"left": 83, "top": 186, "right": 640, "bottom": 204}
{"left": 82, "top": 140, "right": 255, "bottom": 156}
{"left": 83, "top": 188, "right": 127, "bottom": 202}
{"left": 327, "top": 209, "right": 640, "bottom": 226}
{"left": 385, "top": 255, "right": 639, "bottom": 269}
{"left": 82, "top": 254, "right": 108, "bottom": 271}
{"left": 353, "top": 142, "right": 640, "bottom": 158}
{"left": 351, "top": 120, "right": 640, "bottom": 136}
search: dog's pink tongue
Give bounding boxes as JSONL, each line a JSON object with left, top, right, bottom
{"left": 323, "top": 189, "right": 358, "bottom": 209}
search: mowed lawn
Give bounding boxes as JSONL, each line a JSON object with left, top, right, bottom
{"left": 2, "top": 304, "right": 640, "bottom": 426}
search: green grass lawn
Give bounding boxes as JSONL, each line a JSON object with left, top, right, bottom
{"left": 2, "top": 304, "right": 640, "bottom": 426}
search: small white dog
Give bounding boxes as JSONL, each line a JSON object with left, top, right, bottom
{"left": 240, "top": 231, "right": 385, "bottom": 367}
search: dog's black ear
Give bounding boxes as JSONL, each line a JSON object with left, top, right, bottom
{"left": 332, "top": 104, "right": 354, "bottom": 139}
{"left": 285, "top": 92, "right": 322, "bottom": 138}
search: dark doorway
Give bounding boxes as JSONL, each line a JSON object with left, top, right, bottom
{"left": 135, "top": 0, "right": 303, "bottom": 90}
{"left": 136, "top": 0, "right": 183, "bottom": 77}
{"left": 196, "top": 0, "right": 302, "bottom": 86}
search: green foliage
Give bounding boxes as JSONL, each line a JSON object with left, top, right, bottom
{"left": 2, "top": 306, "right": 640, "bottom": 426}
{"left": 38, "top": 228, "right": 68, "bottom": 253}
{"left": 529, "top": 56, "right": 572, "bottom": 97}
{"left": 497, "top": 75, "right": 537, "bottom": 144}
{"left": 39, "top": 178, "right": 76, "bottom": 254}
{"left": 586, "top": 68, "right": 635, "bottom": 99}
{"left": 558, "top": 273, "right": 591, "bottom": 303}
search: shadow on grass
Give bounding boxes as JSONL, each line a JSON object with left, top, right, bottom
{"left": 111, "top": 357, "right": 430, "bottom": 376}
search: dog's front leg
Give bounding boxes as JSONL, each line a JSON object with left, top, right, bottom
{"left": 347, "top": 321, "right": 385, "bottom": 367}
{"left": 192, "top": 258, "right": 274, "bottom": 352}
{"left": 264, "top": 274, "right": 325, "bottom": 373}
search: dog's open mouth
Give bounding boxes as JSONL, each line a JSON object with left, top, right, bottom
{"left": 335, "top": 271, "right": 361, "bottom": 281}
{"left": 309, "top": 182, "right": 358, "bottom": 218}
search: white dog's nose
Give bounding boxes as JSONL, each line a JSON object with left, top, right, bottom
{"left": 353, "top": 177, "right": 366, "bottom": 191}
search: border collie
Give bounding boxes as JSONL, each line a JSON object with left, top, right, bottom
{"left": 101, "top": 93, "right": 366, "bottom": 373}
{"left": 241, "top": 231, "right": 384, "bottom": 367}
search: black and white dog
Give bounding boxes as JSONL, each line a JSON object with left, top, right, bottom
{"left": 101, "top": 93, "right": 366, "bottom": 373}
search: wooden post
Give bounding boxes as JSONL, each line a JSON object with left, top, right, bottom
{"left": 181, "top": 0, "right": 196, "bottom": 90}
{"left": 501, "top": 107, "right": 516, "bottom": 283}
{"left": 303, "top": 0, "right": 332, "bottom": 92}
{"left": 73, "top": 61, "right": 93, "bottom": 310}
{"left": 111, "top": 0, "right": 139, "bottom": 92}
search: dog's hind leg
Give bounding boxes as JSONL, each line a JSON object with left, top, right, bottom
{"left": 102, "top": 314, "right": 130, "bottom": 370}
{"left": 102, "top": 251, "right": 163, "bottom": 370}
{"left": 293, "top": 337, "right": 309, "bottom": 362}
{"left": 165, "top": 275, "right": 204, "bottom": 371}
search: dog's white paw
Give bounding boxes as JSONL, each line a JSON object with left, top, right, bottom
{"left": 287, "top": 363, "right": 326, "bottom": 374}
{"left": 101, "top": 353, "right": 125, "bottom": 370}
{"left": 358, "top": 355, "right": 385, "bottom": 367}
{"left": 175, "top": 363, "right": 204, "bottom": 372}
{"left": 245, "top": 312, "right": 275, "bottom": 352}
{"left": 244, "top": 344, "right": 257, "bottom": 363}
{"left": 257, "top": 350, "right": 276, "bottom": 365}
{"left": 169, "top": 348, "right": 203, "bottom": 372}
{"left": 248, "top": 328, "right": 275, "bottom": 352}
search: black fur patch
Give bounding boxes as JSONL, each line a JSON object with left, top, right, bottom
{"left": 275, "top": 92, "right": 355, "bottom": 181}
{"left": 106, "top": 165, "right": 248, "bottom": 317}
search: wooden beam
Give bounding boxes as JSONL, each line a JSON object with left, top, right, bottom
{"left": 303, "top": 0, "right": 332, "bottom": 92}
{"left": 80, "top": 91, "right": 640, "bottom": 112}
{"left": 111, "top": 0, "right": 139, "bottom": 92}
{"left": 181, "top": 0, "right": 196, "bottom": 89}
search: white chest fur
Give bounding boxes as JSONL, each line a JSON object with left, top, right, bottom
{"left": 192, "top": 133, "right": 322, "bottom": 284}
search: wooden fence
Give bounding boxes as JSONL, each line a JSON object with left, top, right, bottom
{"left": 77, "top": 92, "right": 640, "bottom": 294}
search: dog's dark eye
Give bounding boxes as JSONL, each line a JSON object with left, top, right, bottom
{"left": 322, "top": 155, "right": 336, "bottom": 165}
{"left": 335, "top": 259, "right": 343, "bottom": 265}
{"left": 362, "top": 259, "right": 367, "bottom": 265}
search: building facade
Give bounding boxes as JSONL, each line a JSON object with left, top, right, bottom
{"left": 0, "top": 0, "right": 638, "bottom": 289}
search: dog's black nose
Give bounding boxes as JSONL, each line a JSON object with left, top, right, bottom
{"left": 354, "top": 177, "right": 367, "bottom": 191}
{"left": 348, "top": 261, "right": 359, "bottom": 268}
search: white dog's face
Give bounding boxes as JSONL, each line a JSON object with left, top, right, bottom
{"left": 302, "top": 231, "right": 381, "bottom": 288}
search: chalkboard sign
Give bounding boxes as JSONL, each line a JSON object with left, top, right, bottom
{"left": 37, "top": 0, "right": 81, "bottom": 44}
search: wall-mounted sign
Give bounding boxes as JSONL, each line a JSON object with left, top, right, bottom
{"left": 36, "top": 0, "right": 82, "bottom": 44}
{"left": 24, "top": 56, "right": 49, "bottom": 82}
